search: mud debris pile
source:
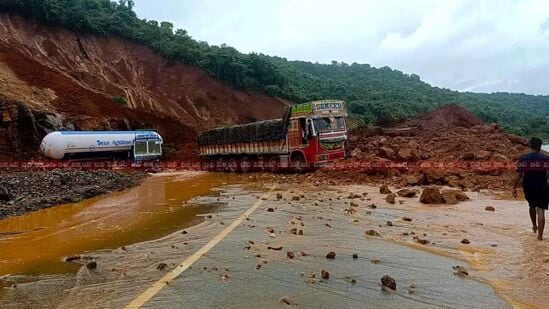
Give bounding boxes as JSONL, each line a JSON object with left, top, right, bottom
{"left": 0, "top": 170, "right": 146, "bottom": 219}
{"left": 306, "top": 104, "right": 529, "bottom": 191}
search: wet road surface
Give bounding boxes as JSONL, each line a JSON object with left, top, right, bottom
{"left": 1, "top": 174, "right": 547, "bottom": 308}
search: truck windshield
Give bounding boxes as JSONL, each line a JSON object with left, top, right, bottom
{"left": 314, "top": 117, "right": 345, "bottom": 133}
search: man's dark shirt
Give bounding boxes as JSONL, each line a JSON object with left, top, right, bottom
{"left": 518, "top": 151, "right": 548, "bottom": 201}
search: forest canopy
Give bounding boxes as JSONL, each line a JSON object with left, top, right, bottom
{"left": 1, "top": 0, "right": 549, "bottom": 137}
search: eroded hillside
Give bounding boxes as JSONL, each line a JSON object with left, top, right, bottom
{"left": 0, "top": 14, "right": 287, "bottom": 159}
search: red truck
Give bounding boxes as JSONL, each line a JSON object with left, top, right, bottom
{"left": 198, "top": 100, "right": 348, "bottom": 171}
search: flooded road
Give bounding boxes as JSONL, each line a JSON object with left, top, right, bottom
{"left": 0, "top": 174, "right": 546, "bottom": 308}
{"left": 0, "top": 172, "right": 241, "bottom": 276}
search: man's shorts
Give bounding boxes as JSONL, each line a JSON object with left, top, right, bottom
{"left": 527, "top": 198, "right": 549, "bottom": 210}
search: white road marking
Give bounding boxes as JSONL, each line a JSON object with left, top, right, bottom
{"left": 125, "top": 185, "right": 277, "bottom": 309}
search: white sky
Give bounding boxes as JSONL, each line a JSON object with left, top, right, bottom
{"left": 134, "top": 0, "right": 549, "bottom": 95}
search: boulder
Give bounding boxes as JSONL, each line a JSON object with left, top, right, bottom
{"left": 444, "top": 175, "right": 460, "bottom": 187}
{"left": 492, "top": 153, "right": 510, "bottom": 161}
{"left": 403, "top": 174, "right": 424, "bottom": 186}
{"left": 351, "top": 148, "right": 363, "bottom": 160}
{"left": 378, "top": 146, "right": 395, "bottom": 159}
{"left": 396, "top": 148, "right": 420, "bottom": 161}
{"left": 380, "top": 275, "right": 397, "bottom": 290}
{"left": 441, "top": 189, "right": 470, "bottom": 204}
{"left": 474, "top": 150, "right": 491, "bottom": 160}
{"left": 423, "top": 169, "right": 446, "bottom": 184}
{"left": 396, "top": 189, "right": 417, "bottom": 198}
{"left": 385, "top": 193, "right": 396, "bottom": 204}
{"left": 321, "top": 270, "right": 330, "bottom": 279}
{"left": 508, "top": 135, "right": 528, "bottom": 146}
{"left": 379, "top": 185, "right": 392, "bottom": 194}
{"left": 365, "top": 229, "right": 380, "bottom": 237}
{"left": 461, "top": 152, "right": 475, "bottom": 160}
{"left": 419, "top": 187, "right": 445, "bottom": 204}
{"left": 0, "top": 186, "right": 11, "bottom": 201}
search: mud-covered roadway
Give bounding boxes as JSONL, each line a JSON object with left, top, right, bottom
{"left": 1, "top": 172, "right": 547, "bottom": 308}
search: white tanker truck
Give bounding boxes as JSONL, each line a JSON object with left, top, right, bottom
{"left": 39, "top": 130, "right": 163, "bottom": 161}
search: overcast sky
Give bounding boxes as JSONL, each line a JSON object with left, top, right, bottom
{"left": 134, "top": 0, "right": 549, "bottom": 95}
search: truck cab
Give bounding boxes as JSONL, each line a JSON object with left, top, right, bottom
{"left": 133, "top": 131, "right": 163, "bottom": 161}
{"left": 287, "top": 100, "right": 348, "bottom": 165}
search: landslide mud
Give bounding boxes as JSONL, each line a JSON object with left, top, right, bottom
{"left": 3, "top": 174, "right": 539, "bottom": 308}
{"left": 0, "top": 170, "right": 146, "bottom": 220}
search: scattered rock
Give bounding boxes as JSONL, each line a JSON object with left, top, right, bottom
{"left": 380, "top": 275, "right": 396, "bottom": 290}
{"left": 292, "top": 196, "right": 300, "bottom": 201}
{"left": 414, "top": 237, "right": 430, "bottom": 245}
{"left": 485, "top": 206, "right": 495, "bottom": 212}
{"left": 182, "top": 230, "right": 188, "bottom": 235}
{"left": 396, "top": 189, "right": 417, "bottom": 198}
{"left": 371, "top": 259, "right": 381, "bottom": 264}
{"left": 475, "top": 150, "right": 491, "bottom": 160}
{"left": 441, "top": 189, "right": 470, "bottom": 204}
{"left": 380, "top": 185, "right": 392, "bottom": 194}
{"left": 365, "top": 229, "right": 380, "bottom": 237}
{"left": 86, "top": 261, "right": 97, "bottom": 270}
{"left": 379, "top": 146, "right": 396, "bottom": 159}
{"left": 402, "top": 217, "right": 413, "bottom": 222}
{"left": 268, "top": 246, "right": 283, "bottom": 251}
{"left": 157, "top": 263, "right": 168, "bottom": 270}
{"left": 386, "top": 221, "right": 393, "bottom": 226}
{"left": 404, "top": 174, "right": 424, "bottom": 186}
{"left": 420, "top": 187, "right": 445, "bottom": 204}
{"left": 326, "top": 251, "right": 336, "bottom": 259}
{"left": 0, "top": 186, "right": 11, "bottom": 201}
{"left": 352, "top": 253, "right": 358, "bottom": 259}
{"left": 64, "top": 255, "right": 81, "bottom": 262}
{"left": 385, "top": 193, "right": 396, "bottom": 204}
{"left": 289, "top": 228, "right": 297, "bottom": 235}
{"left": 287, "top": 252, "right": 295, "bottom": 259}
{"left": 280, "top": 298, "right": 291, "bottom": 306}
{"left": 321, "top": 270, "right": 330, "bottom": 279}
{"left": 276, "top": 193, "right": 283, "bottom": 200}
{"left": 453, "top": 265, "right": 469, "bottom": 276}
{"left": 267, "top": 207, "right": 275, "bottom": 212}
{"left": 350, "top": 201, "right": 359, "bottom": 207}
{"left": 460, "top": 239, "right": 470, "bottom": 244}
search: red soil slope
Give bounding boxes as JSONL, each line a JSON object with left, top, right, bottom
{"left": 0, "top": 14, "right": 287, "bottom": 159}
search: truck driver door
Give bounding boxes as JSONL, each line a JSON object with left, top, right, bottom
{"left": 288, "top": 119, "right": 307, "bottom": 148}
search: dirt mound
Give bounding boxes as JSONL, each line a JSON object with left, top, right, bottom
{"left": 0, "top": 14, "right": 287, "bottom": 159}
{"left": 0, "top": 170, "right": 146, "bottom": 219}
{"left": 398, "top": 104, "right": 484, "bottom": 130}
{"left": 339, "top": 104, "right": 530, "bottom": 190}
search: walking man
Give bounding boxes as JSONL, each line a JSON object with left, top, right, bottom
{"left": 513, "top": 137, "right": 547, "bottom": 241}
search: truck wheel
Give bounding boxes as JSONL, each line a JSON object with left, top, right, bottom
{"left": 228, "top": 156, "right": 239, "bottom": 173}
{"left": 291, "top": 152, "right": 306, "bottom": 173}
{"left": 266, "top": 157, "right": 279, "bottom": 173}
{"left": 240, "top": 157, "right": 252, "bottom": 173}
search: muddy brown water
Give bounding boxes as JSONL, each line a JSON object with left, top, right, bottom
{"left": 0, "top": 172, "right": 243, "bottom": 276}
